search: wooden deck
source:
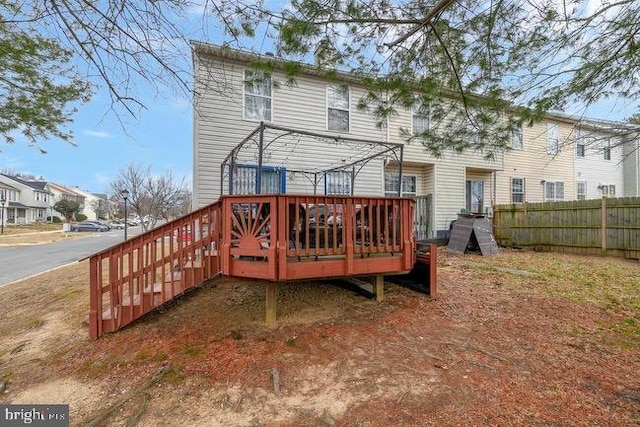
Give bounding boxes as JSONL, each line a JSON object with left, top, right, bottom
{"left": 89, "top": 194, "right": 420, "bottom": 339}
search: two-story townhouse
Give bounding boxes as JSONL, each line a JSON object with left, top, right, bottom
{"left": 71, "top": 187, "right": 109, "bottom": 221}
{"left": 0, "top": 181, "right": 20, "bottom": 228}
{"left": 49, "top": 183, "right": 86, "bottom": 218}
{"left": 573, "top": 122, "right": 624, "bottom": 200}
{"left": 0, "top": 174, "right": 53, "bottom": 224}
{"left": 192, "top": 42, "right": 504, "bottom": 238}
{"left": 496, "top": 117, "right": 576, "bottom": 205}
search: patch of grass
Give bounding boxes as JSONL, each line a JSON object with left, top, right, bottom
{"left": 25, "top": 318, "right": 45, "bottom": 329}
{"left": 285, "top": 337, "right": 297, "bottom": 347}
{"left": 135, "top": 351, "right": 169, "bottom": 363}
{"left": 230, "top": 330, "right": 244, "bottom": 340}
{"left": 180, "top": 345, "right": 203, "bottom": 357}
{"left": 484, "top": 251, "right": 640, "bottom": 312}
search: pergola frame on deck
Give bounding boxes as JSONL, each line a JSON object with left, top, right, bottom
{"left": 220, "top": 122, "right": 406, "bottom": 196}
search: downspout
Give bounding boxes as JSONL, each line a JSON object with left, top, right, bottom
{"left": 257, "top": 122, "right": 264, "bottom": 194}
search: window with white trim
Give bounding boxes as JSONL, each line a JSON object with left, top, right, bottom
{"left": 603, "top": 138, "right": 611, "bottom": 160}
{"left": 577, "top": 181, "right": 586, "bottom": 200}
{"left": 384, "top": 173, "right": 416, "bottom": 197}
{"left": 412, "top": 103, "right": 429, "bottom": 135}
{"left": 325, "top": 170, "right": 352, "bottom": 195}
{"left": 601, "top": 184, "right": 615, "bottom": 197}
{"left": 576, "top": 130, "right": 585, "bottom": 157}
{"left": 511, "top": 124, "right": 523, "bottom": 150}
{"left": 547, "top": 123, "right": 559, "bottom": 154}
{"left": 544, "top": 181, "right": 564, "bottom": 201}
{"left": 243, "top": 70, "right": 272, "bottom": 122}
{"left": 511, "top": 177, "right": 525, "bottom": 203}
{"left": 327, "top": 85, "right": 350, "bottom": 132}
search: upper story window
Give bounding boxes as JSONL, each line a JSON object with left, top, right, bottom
{"left": 511, "top": 123, "right": 523, "bottom": 150}
{"left": 511, "top": 177, "right": 524, "bottom": 203}
{"left": 576, "top": 130, "right": 585, "bottom": 157}
{"left": 384, "top": 173, "right": 417, "bottom": 197}
{"left": 243, "top": 70, "right": 272, "bottom": 122}
{"left": 603, "top": 138, "right": 611, "bottom": 160}
{"left": 544, "top": 180, "right": 564, "bottom": 201}
{"left": 412, "top": 103, "right": 430, "bottom": 135}
{"left": 327, "top": 85, "right": 350, "bottom": 132}
{"left": 547, "top": 123, "right": 559, "bottom": 155}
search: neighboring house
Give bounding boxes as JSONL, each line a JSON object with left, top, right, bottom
{"left": 0, "top": 174, "right": 53, "bottom": 224}
{"left": 0, "top": 181, "right": 19, "bottom": 228}
{"left": 49, "top": 183, "right": 86, "bottom": 219}
{"left": 71, "top": 187, "right": 109, "bottom": 221}
{"left": 192, "top": 42, "right": 640, "bottom": 237}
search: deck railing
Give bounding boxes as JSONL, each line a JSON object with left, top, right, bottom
{"left": 89, "top": 195, "right": 415, "bottom": 339}
{"left": 89, "top": 201, "right": 223, "bottom": 340}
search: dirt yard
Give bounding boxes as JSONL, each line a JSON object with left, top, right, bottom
{"left": 0, "top": 247, "right": 639, "bottom": 426}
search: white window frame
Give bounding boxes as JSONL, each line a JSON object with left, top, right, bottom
{"left": 325, "top": 170, "right": 352, "bottom": 195}
{"left": 412, "top": 102, "right": 430, "bottom": 135}
{"left": 384, "top": 173, "right": 417, "bottom": 197}
{"left": 547, "top": 123, "right": 559, "bottom": 155}
{"left": 326, "top": 85, "right": 350, "bottom": 132}
{"left": 603, "top": 138, "right": 611, "bottom": 161}
{"left": 544, "top": 180, "right": 564, "bottom": 201}
{"left": 511, "top": 124, "right": 523, "bottom": 150}
{"left": 576, "top": 130, "right": 585, "bottom": 157}
{"left": 511, "top": 177, "right": 525, "bottom": 203}
{"left": 243, "top": 69, "right": 272, "bottom": 122}
{"left": 577, "top": 181, "right": 586, "bottom": 200}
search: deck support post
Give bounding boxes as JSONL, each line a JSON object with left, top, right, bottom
{"left": 373, "top": 275, "right": 384, "bottom": 301}
{"left": 266, "top": 281, "right": 277, "bottom": 325}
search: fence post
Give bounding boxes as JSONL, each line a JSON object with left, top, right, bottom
{"left": 601, "top": 197, "right": 607, "bottom": 254}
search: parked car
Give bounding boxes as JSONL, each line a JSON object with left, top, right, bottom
{"left": 109, "top": 220, "right": 125, "bottom": 229}
{"left": 70, "top": 221, "right": 110, "bottom": 232}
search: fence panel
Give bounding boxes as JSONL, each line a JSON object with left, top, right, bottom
{"left": 493, "top": 197, "right": 640, "bottom": 259}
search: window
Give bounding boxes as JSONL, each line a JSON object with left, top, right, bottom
{"left": 547, "top": 123, "right": 559, "bottom": 154}
{"left": 576, "top": 130, "right": 585, "bottom": 157}
{"left": 577, "top": 181, "right": 586, "bottom": 200}
{"left": 544, "top": 181, "right": 564, "bottom": 201}
{"left": 327, "top": 85, "right": 349, "bottom": 132}
{"left": 603, "top": 138, "right": 611, "bottom": 160}
{"left": 511, "top": 178, "right": 525, "bottom": 203}
{"left": 511, "top": 124, "right": 523, "bottom": 150}
{"left": 231, "top": 164, "right": 285, "bottom": 195}
{"left": 412, "top": 103, "right": 430, "bottom": 135}
{"left": 385, "top": 173, "right": 417, "bottom": 197}
{"left": 601, "top": 184, "right": 616, "bottom": 197}
{"left": 244, "top": 70, "right": 272, "bottom": 121}
{"left": 466, "top": 180, "right": 484, "bottom": 213}
{"left": 325, "top": 171, "right": 352, "bottom": 195}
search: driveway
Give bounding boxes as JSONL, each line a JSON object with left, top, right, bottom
{"left": 0, "top": 228, "right": 143, "bottom": 286}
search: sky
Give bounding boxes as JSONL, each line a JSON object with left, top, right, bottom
{"left": 0, "top": 0, "right": 634, "bottom": 196}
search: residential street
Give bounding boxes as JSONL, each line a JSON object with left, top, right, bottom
{"left": 0, "top": 229, "right": 142, "bottom": 286}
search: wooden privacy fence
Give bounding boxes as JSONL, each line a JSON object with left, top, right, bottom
{"left": 493, "top": 197, "right": 640, "bottom": 259}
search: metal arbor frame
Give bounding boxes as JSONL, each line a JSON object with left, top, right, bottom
{"left": 220, "top": 122, "right": 406, "bottom": 197}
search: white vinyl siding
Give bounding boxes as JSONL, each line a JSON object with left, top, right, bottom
{"left": 327, "top": 85, "right": 350, "bottom": 132}
{"left": 243, "top": 70, "right": 272, "bottom": 122}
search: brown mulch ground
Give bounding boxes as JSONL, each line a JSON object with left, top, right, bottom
{"left": 0, "top": 247, "right": 639, "bottom": 426}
